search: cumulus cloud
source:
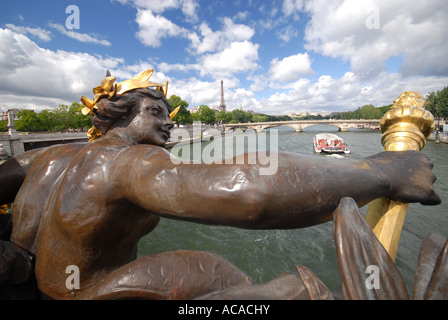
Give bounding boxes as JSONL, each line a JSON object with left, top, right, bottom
{"left": 116, "top": 0, "right": 200, "bottom": 48}
{"left": 302, "top": 0, "right": 448, "bottom": 77}
{"left": 116, "top": 0, "right": 260, "bottom": 81}
{"left": 116, "top": 0, "right": 199, "bottom": 22}
{"left": 0, "top": 28, "right": 120, "bottom": 110}
{"left": 153, "top": 16, "right": 259, "bottom": 80}
{"left": 5, "top": 24, "right": 52, "bottom": 42}
{"left": 283, "top": 0, "right": 304, "bottom": 18}
{"left": 189, "top": 18, "right": 255, "bottom": 55}
{"left": 49, "top": 23, "right": 111, "bottom": 46}
{"left": 135, "top": 9, "right": 187, "bottom": 47}
{"left": 255, "top": 71, "right": 448, "bottom": 115}
{"left": 198, "top": 41, "right": 260, "bottom": 78}
{"left": 268, "top": 53, "right": 313, "bottom": 82}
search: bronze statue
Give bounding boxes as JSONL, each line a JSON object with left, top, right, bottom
{"left": 0, "top": 70, "right": 442, "bottom": 300}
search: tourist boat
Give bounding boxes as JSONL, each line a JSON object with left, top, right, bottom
{"left": 313, "top": 133, "right": 350, "bottom": 154}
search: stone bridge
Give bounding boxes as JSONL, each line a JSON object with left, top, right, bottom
{"left": 223, "top": 119, "right": 380, "bottom": 133}
{"left": 0, "top": 132, "right": 88, "bottom": 158}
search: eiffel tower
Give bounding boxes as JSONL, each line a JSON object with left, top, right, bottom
{"left": 218, "top": 80, "right": 227, "bottom": 112}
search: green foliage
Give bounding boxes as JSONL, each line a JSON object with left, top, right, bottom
{"left": 0, "top": 120, "right": 8, "bottom": 132}
{"left": 426, "top": 86, "right": 448, "bottom": 119}
{"left": 15, "top": 103, "right": 92, "bottom": 132}
{"left": 16, "top": 110, "right": 41, "bottom": 131}
{"left": 168, "top": 95, "right": 189, "bottom": 109}
{"left": 168, "top": 95, "right": 193, "bottom": 125}
{"left": 217, "top": 110, "right": 232, "bottom": 123}
{"left": 251, "top": 114, "right": 268, "bottom": 122}
{"left": 230, "top": 109, "right": 251, "bottom": 123}
{"left": 214, "top": 110, "right": 293, "bottom": 124}
{"left": 192, "top": 105, "right": 216, "bottom": 124}
{"left": 339, "top": 104, "right": 391, "bottom": 120}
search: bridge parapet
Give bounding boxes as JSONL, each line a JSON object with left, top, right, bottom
{"left": 0, "top": 132, "right": 88, "bottom": 157}
{"left": 224, "top": 119, "right": 380, "bottom": 132}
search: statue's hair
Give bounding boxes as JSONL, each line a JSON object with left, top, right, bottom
{"left": 91, "top": 88, "right": 172, "bottom": 134}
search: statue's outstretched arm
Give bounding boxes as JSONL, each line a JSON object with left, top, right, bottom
{"left": 112, "top": 145, "right": 440, "bottom": 229}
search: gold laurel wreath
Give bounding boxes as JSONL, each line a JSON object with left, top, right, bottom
{"left": 81, "top": 69, "right": 173, "bottom": 141}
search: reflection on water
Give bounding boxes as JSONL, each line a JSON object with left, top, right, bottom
{"left": 138, "top": 125, "right": 448, "bottom": 293}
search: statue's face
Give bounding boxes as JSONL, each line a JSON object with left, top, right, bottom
{"left": 125, "top": 96, "right": 174, "bottom": 147}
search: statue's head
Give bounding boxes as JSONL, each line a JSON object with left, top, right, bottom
{"left": 94, "top": 88, "right": 173, "bottom": 146}
{"left": 80, "top": 69, "right": 172, "bottom": 143}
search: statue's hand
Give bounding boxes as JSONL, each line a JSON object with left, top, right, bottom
{"left": 369, "top": 151, "right": 441, "bottom": 205}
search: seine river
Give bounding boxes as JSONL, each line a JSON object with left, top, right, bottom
{"left": 138, "top": 125, "right": 448, "bottom": 294}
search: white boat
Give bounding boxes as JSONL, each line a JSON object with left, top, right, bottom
{"left": 313, "top": 133, "right": 350, "bottom": 154}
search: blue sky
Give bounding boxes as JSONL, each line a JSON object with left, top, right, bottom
{"left": 1, "top": 0, "right": 447, "bottom": 115}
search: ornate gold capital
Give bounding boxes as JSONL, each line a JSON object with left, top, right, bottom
{"left": 379, "top": 91, "right": 435, "bottom": 151}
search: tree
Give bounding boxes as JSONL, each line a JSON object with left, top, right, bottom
{"left": 37, "top": 109, "right": 58, "bottom": 132}
{"left": 216, "top": 110, "right": 232, "bottom": 124}
{"left": 53, "top": 104, "right": 70, "bottom": 131}
{"left": 173, "top": 105, "right": 193, "bottom": 126}
{"left": 16, "top": 110, "right": 41, "bottom": 132}
{"left": 168, "top": 95, "right": 189, "bottom": 110}
{"left": 67, "top": 102, "right": 92, "bottom": 131}
{"left": 251, "top": 114, "right": 268, "bottom": 122}
{"left": 426, "top": 86, "right": 448, "bottom": 119}
{"left": 339, "top": 104, "right": 391, "bottom": 120}
{"left": 230, "top": 109, "right": 251, "bottom": 123}
{"left": 168, "top": 95, "right": 192, "bottom": 126}
{"left": 194, "top": 105, "right": 216, "bottom": 124}
{"left": 0, "top": 120, "right": 8, "bottom": 132}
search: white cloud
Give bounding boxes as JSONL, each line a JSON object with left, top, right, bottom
{"left": 198, "top": 41, "right": 260, "bottom": 78}
{"left": 49, "top": 23, "right": 111, "bottom": 46}
{"left": 115, "top": 0, "right": 200, "bottom": 48}
{"left": 268, "top": 53, "right": 313, "bottom": 82}
{"left": 190, "top": 17, "right": 255, "bottom": 55}
{"left": 115, "top": 0, "right": 199, "bottom": 23}
{"left": 276, "top": 25, "right": 299, "bottom": 43}
{"left": 282, "top": 0, "right": 304, "bottom": 18}
{"left": 0, "top": 28, "right": 120, "bottom": 110}
{"left": 168, "top": 78, "right": 221, "bottom": 107}
{"left": 181, "top": 0, "right": 199, "bottom": 23}
{"left": 254, "top": 71, "right": 448, "bottom": 115}
{"left": 302, "top": 0, "right": 448, "bottom": 77}
{"left": 156, "top": 39, "right": 260, "bottom": 80}
{"left": 169, "top": 77, "right": 260, "bottom": 112}
{"left": 135, "top": 9, "right": 187, "bottom": 47}
{"left": 5, "top": 24, "right": 52, "bottom": 42}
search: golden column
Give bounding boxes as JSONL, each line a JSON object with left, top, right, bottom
{"left": 365, "top": 91, "right": 435, "bottom": 261}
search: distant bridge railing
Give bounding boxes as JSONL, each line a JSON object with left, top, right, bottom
{"left": 223, "top": 119, "right": 381, "bottom": 133}
{"left": 0, "top": 132, "right": 88, "bottom": 158}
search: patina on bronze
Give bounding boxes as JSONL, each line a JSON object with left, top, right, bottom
{"left": 0, "top": 71, "right": 442, "bottom": 300}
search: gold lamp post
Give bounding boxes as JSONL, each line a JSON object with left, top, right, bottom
{"left": 365, "top": 91, "right": 435, "bottom": 261}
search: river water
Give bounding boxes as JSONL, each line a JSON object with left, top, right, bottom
{"left": 137, "top": 125, "right": 448, "bottom": 294}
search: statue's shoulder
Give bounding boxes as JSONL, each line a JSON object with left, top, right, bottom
{"left": 126, "top": 144, "right": 172, "bottom": 158}
{"left": 109, "top": 144, "right": 172, "bottom": 169}
{"left": 18, "top": 142, "right": 86, "bottom": 173}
